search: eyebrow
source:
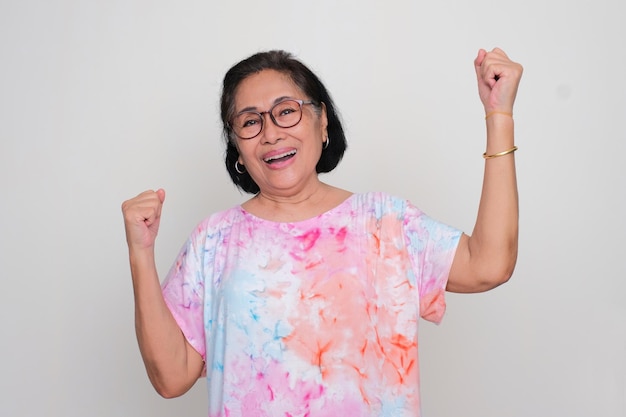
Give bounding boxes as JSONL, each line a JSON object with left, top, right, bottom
{"left": 236, "top": 96, "right": 294, "bottom": 115}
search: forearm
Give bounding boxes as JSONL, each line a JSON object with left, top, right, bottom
{"left": 468, "top": 115, "right": 519, "bottom": 285}
{"left": 129, "top": 248, "right": 198, "bottom": 398}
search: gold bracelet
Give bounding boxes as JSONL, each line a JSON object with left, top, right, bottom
{"left": 483, "top": 145, "right": 518, "bottom": 159}
{"left": 485, "top": 111, "right": 513, "bottom": 120}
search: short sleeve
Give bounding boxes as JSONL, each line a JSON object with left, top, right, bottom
{"left": 403, "top": 202, "right": 462, "bottom": 324}
{"left": 161, "top": 224, "right": 207, "bottom": 362}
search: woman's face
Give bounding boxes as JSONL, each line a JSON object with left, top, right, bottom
{"left": 233, "top": 69, "right": 328, "bottom": 197}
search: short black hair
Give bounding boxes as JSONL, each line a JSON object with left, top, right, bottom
{"left": 220, "top": 50, "right": 347, "bottom": 194}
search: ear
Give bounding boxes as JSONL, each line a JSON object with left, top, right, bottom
{"left": 320, "top": 102, "right": 328, "bottom": 138}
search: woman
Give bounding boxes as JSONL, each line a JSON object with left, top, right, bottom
{"left": 122, "top": 48, "right": 522, "bottom": 416}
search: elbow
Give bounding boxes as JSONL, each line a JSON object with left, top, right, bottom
{"left": 147, "top": 369, "right": 194, "bottom": 399}
{"left": 475, "top": 234, "right": 518, "bottom": 291}
{"left": 139, "top": 339, "right": 202, "bottom": 399}
{"left": 483, "top": 267, "right": 514, "bottom": 290}
{"left": 479, "top": 253, "right": 517, "bottom": 291}
{"left": 152, "top": 379, "right": 189, "bottom": 399}
{"left": 447, "top": 258, "right": 516, "bottom": 294}
{"left": 158, "top": 390, "right": 184, "bottom": 400}
{"left": 466, "top": 245, "right": 518, "bottom": 292}
{"left": 450, "top": 235, "right": 518, "bottom": 293}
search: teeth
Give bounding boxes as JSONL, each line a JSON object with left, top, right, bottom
{"left": 264, "top": 150, "right": 296, "bottom": 162}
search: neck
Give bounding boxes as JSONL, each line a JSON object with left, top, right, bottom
{"left": 255, "top": 181, "right": 329, "bottom": 213}
{"left": 243, "top": 182, "right": 351, "bottom": 222}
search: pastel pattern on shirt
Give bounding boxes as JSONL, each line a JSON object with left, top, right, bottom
{"left": 162, "top": 192, "right": 461, "bottom": 417}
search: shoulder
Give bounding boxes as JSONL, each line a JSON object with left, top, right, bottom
{"left": 189, "top": 205, "right": 246, "bottom": 241}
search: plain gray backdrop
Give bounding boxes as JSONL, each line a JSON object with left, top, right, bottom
{"left": 1, "top": 0, "right": 624, "bottom": 416}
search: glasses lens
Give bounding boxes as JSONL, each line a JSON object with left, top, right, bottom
{"left": 271, "top": 100, "right": 302, "bottom": 128}
{"left": 232, "top": 112, "right": 262, "bottom": 139}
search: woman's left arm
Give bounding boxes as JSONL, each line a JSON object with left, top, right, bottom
{"left": 447, "top": 48, "right": 524, "bottom": 293}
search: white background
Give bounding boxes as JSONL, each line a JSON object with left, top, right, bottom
{"left": 1, "top": 1, "right": 624, "bottom": 416}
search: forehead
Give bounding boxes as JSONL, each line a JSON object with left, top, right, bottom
{"left": 234, "top": 69, "right": 305, "bottom": 110}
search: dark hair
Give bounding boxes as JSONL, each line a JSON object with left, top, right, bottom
{"left": 220, "top": 50, "right": 347, "bottom": 194}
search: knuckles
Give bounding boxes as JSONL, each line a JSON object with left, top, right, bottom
{"left": 121, "top": 190, "right": 162, "bottom": 220}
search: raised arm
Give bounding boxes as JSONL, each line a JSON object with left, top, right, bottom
{"left": 121, "top": 189, "right": 204, "bottom": 397}
{"left": 447, "top": 48, "right": 523, "bottom": 293}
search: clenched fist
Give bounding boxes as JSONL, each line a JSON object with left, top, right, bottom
{"left": 121, "top": 189, "right": 166, "bottom": 251}
{"left": 474, "top": 48, "right": 523, "bottom": 115}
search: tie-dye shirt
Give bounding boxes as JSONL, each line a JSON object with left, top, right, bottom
{"left": 162, "top": 192, "right": 462, "bottom": 417}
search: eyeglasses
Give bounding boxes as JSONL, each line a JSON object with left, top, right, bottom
{"left": 230, "top": 99, "right": 317, "bottom": 140}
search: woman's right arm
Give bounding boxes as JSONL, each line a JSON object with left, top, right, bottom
{"left": 121, "top": 189, "right": 204, "bottom": 398}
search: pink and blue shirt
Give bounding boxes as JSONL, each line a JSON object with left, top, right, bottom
{"left": 162, "top": 192, "right": 462, "bottom": 417}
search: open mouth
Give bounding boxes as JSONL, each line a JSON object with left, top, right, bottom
{"left": 264, "top": 150, "right": 296, "bottom": 164}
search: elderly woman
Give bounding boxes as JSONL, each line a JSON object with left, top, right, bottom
{"left": 122, "top": 48, "right": 522, "bottom": 417}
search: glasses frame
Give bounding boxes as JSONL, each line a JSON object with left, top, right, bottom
{"left": 229, "top": 99, "right": 317, "bottom": 140}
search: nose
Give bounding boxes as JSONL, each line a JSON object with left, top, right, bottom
{"left": 259, "top": 112, "right": 282, "bottom": 144}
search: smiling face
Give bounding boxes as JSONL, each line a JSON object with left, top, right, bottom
{"left": 233, "top": 69, "right": 328, "bottom": 198}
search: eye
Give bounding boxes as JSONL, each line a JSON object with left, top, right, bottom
{"left": 279, "top": 107, "right": 296, "bottom": 116}
{"left": 237, "top": 113, "right": 261, "bottom": 128}
{"left": 242, "top": 118, "right": 259, "bottom": 128}
{"left": 273, "top": 101, "right": 300, "bottom": 118}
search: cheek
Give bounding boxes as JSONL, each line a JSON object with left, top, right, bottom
{"left": 305, "top": 115, "right": 325, "bottom": 138}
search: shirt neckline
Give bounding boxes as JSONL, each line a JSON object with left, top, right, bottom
{"left": 237, "top": 193, "right": 356, "bottom": 225}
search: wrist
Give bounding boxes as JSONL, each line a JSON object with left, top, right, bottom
{"left": 485, "top": 111, "right": 514, "bottom": 132}
{"left": 128, "top": 245, "right": 156, "bottom": 265}
{"left": 485, "top": 110, "right": 513, "bottom": 120}
{"left": 484, "top": 114, "right": 515, "bottom": 156}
